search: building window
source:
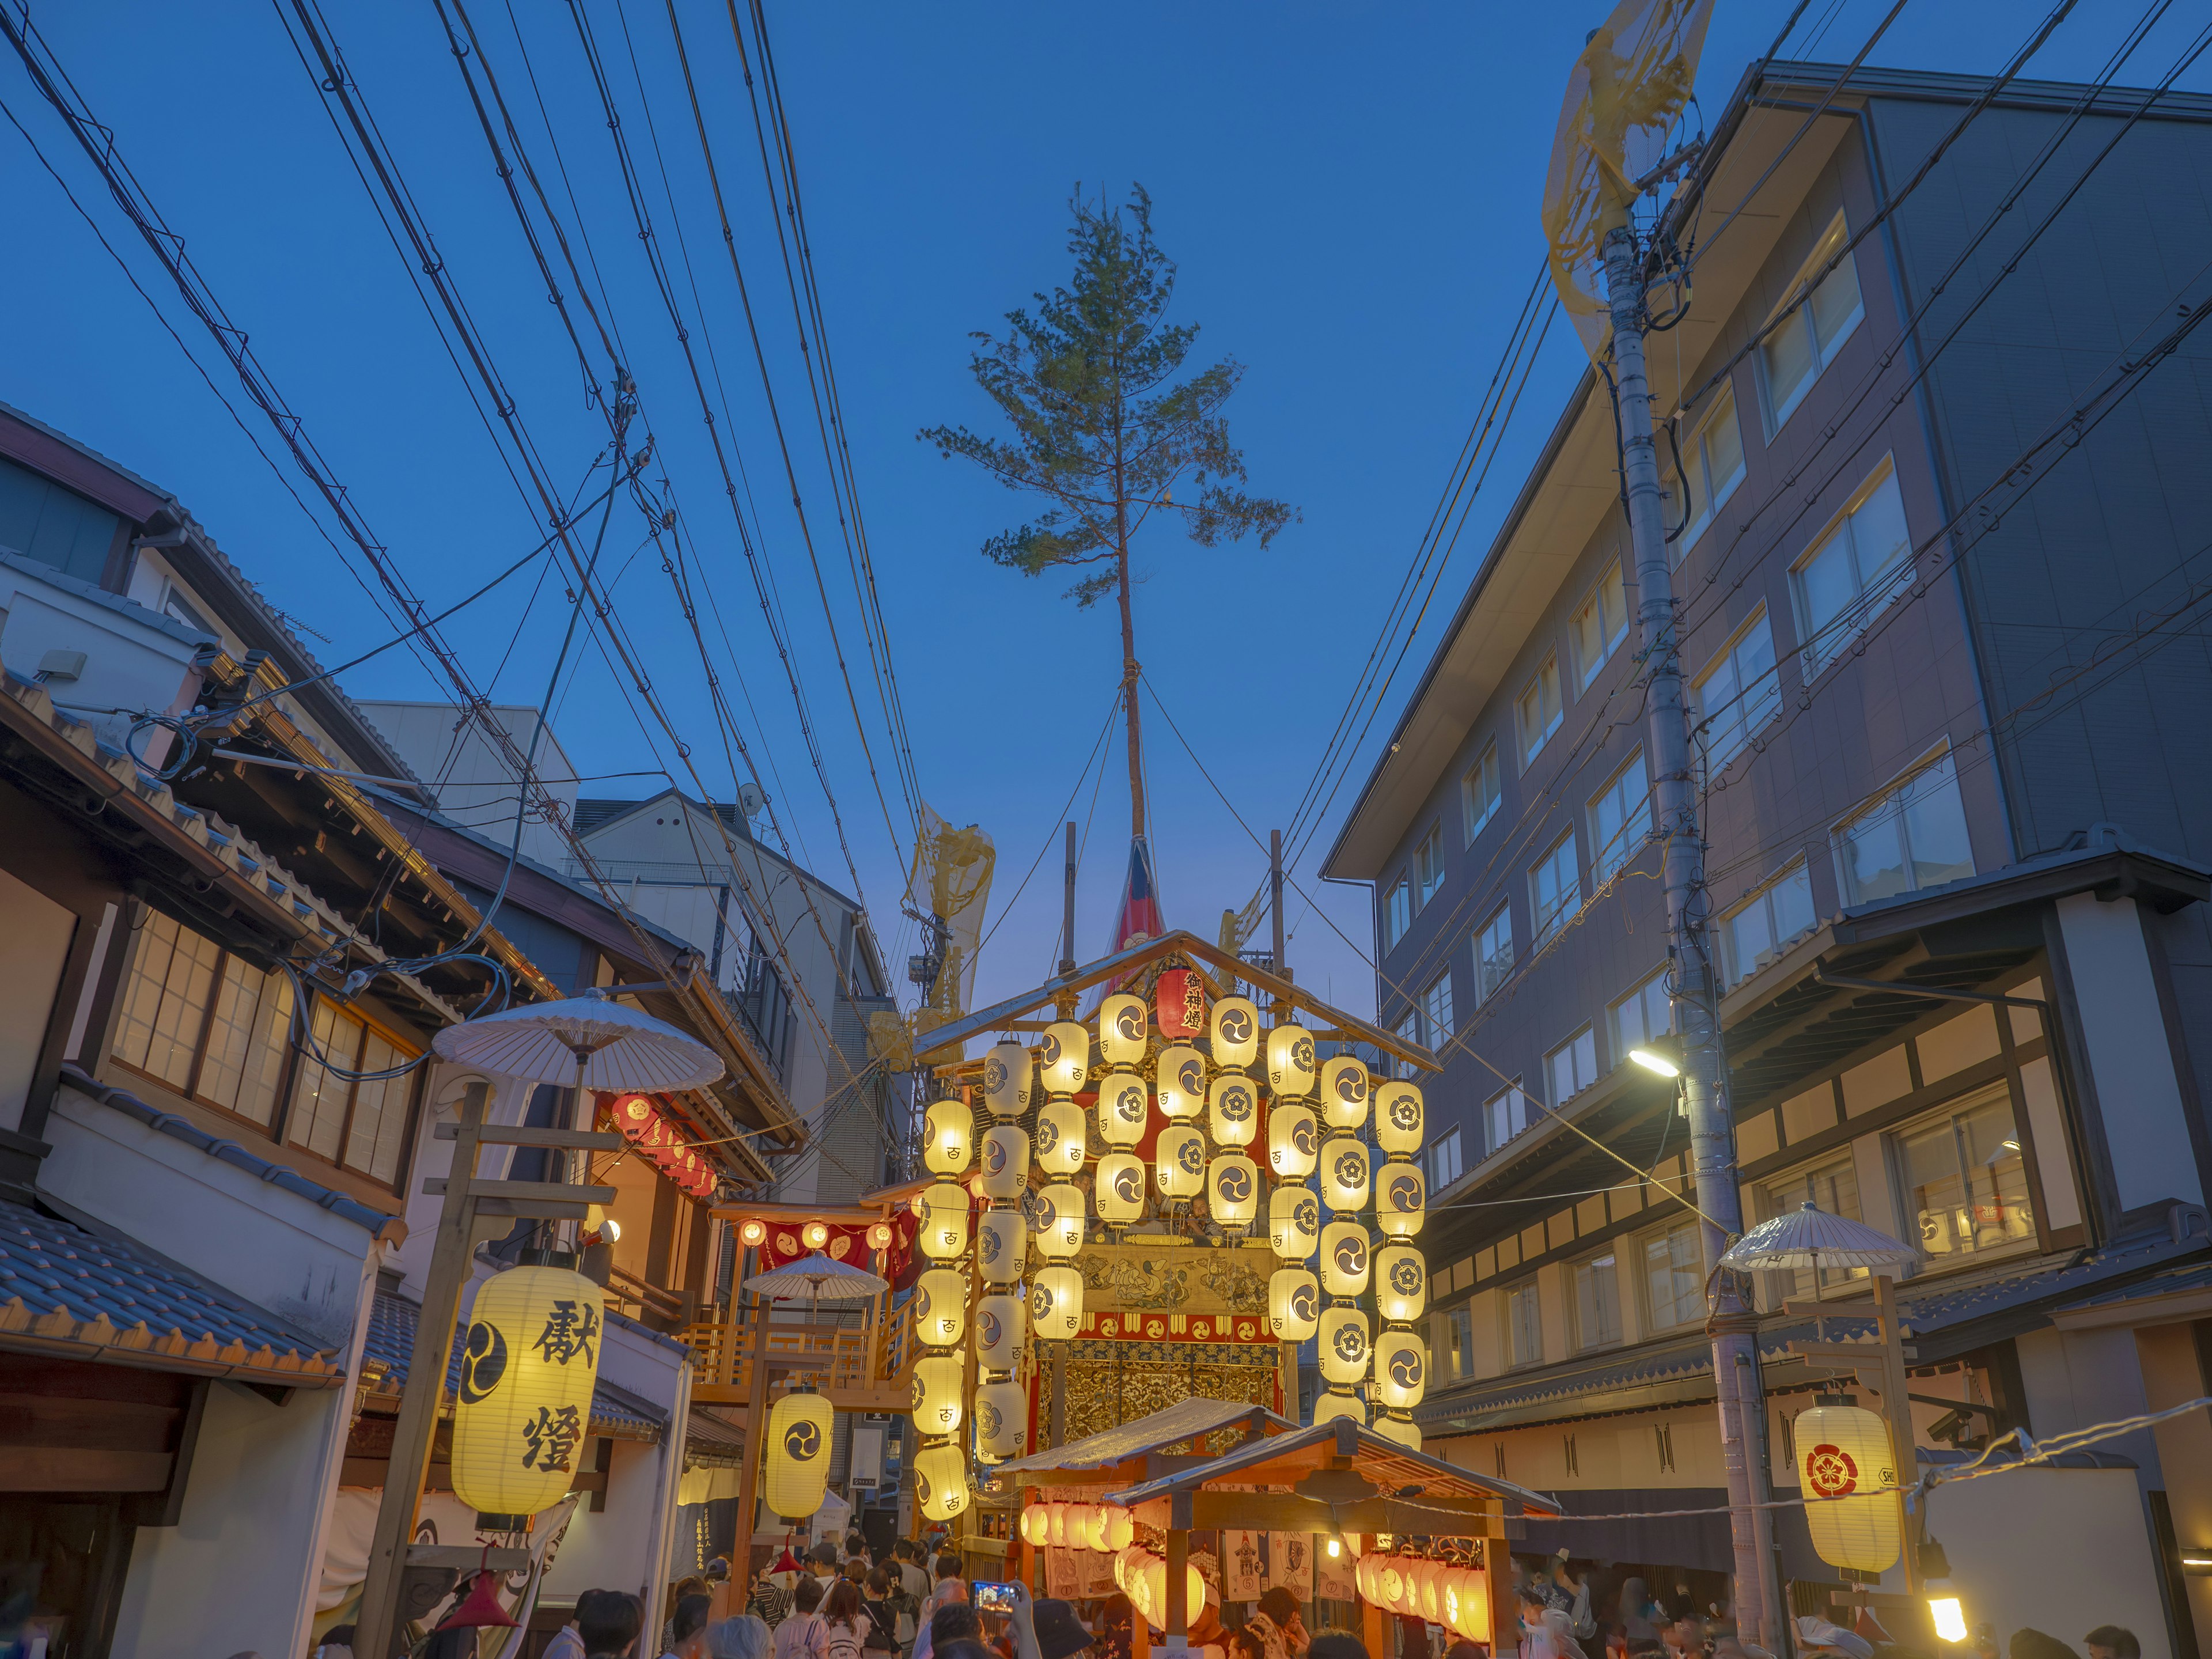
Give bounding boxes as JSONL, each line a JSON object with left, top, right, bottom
{"left": 1762, "top": 211, "right": 1865, "bottom": 431}
{"left": 1474, "top": 904, "right": 1514, "bottom": 1003}
{"left": 1794, "top": 462, "right": 1913, "bottom": 674}
{"left": 1547, "top": 1026, "right": 1599, "bottom": 1107}
{"left": 1485, "top": 1080, "right": 1531, "bottom": 1153}
{"left": 1753, "top": 1154, "right": 1866, "bottom": 1301}
{"left": 1529, "top": 831, "right": 1581, "bottom": 942}
{"left": 1431, "top": 1126, "right": 1464, "bottom": 1191}
{"left": 1446, "top": 1304, "right": 1473, "bottom": 1380}
{"left": 289, "top": 999, "right": 423, "bottom": 1187}
{"left": 1394, "top": 1006, "right": 1421, "bottom": 1054}
{"left": 1571, "top": 562, "right": 1630, "bottom": 692}
{"left": 1463, "top": 743, "right": 1502, "bottom": 843}
{"left": 1589, "top": 749, "right": 1652, "bottom": 884}
{"left": 1414, "top": 824, "right": 1445, "bottom": 911}
{"left": 1691, "top": 608, "right": 1780, "bottom": 775}
{"left": 111, "top": 909, "right": 297, "bottom": 1131}
{"left": 1669, "top": 381, "right": 1748, "bottom": 556}
{"left": 1517, "top": 654, "right": 1565, "bottom": 766}
{"left": 1611, "top": 965, "right": 1673, "bottom": 1062}
{"left": 1896, "top": 1088, "right": 2035, "bottom": 1264}
{"left": 1721, "top": 861, "right": 1817, "bottom": 988}
{"left": 1419, "top": 971, "right": 1455, "bottom": 1045}
{"left": 1654, "top": 1422, "right": 1678, "bottom": 1474}
{"left": 1642, "top": 1218, "right": 1704, "bottom": 1331}
{"left": 1571, "top": 1248, "right": 1622, "bottom": 1350}
{"left": 1835, "top": 751, "right": 1974, "bottom": 907}
{"left": 1384, "top": 874, "right": 1412, "bottom": 950}
{"left": 1505, "top": 1279, "right": 1543, "bottom": 1369}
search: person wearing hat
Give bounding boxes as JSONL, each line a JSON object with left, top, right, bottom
{"left": 1032, "top": 1600, "right": 1096, "bottom": 1659}
{"left": 1793, "top": 1618, "right": 1872, "bottom": 1659}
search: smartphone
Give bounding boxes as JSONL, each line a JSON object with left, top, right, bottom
{"left": 973, "top": 1582, "right": 1017, "bottom": 1612}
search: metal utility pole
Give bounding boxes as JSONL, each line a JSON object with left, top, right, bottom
{"left": 1603, "top": 224, "right": 1779, "bottom": 1653}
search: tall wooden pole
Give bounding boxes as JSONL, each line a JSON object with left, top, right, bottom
{"left": 734, "top": 1282, "right": 773, "bottom": 1567}
{"left": 1060, "top": 821, "right": 1078, "bottom": 978}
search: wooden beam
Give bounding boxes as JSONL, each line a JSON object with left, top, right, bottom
{"left": 1185, "top": 1492, "right": 1506, "bottom": 1533}
{"left": 421, "top": 1177, "right": 619, "bottom": 1205}
{"left": 435, "top": 1123, "right": 623, "bottom": 1151}
{"left": 0, "top": 1447, "right": 172, "bottom": 1491}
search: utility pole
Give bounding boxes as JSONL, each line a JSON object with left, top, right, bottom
{"left": 1060, "top": 820, "right": 1078, "bottom": 979}
{"left": 1603, "top": 224, "right": 1779, "bottom": 1654}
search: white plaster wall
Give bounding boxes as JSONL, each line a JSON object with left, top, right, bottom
{"left": 2015, "top": 1325, "right": 2166, "bottom": 1489}
{"left": 541, "top": 1437, "right": 667, "bottom": 1603}
{"left": 0, "top": 865, "right": 74, "bottom": 1134}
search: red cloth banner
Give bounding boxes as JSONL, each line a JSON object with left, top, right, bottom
{"left": 602, "top": 1092, "right": 716, "bottom": 1197}
{"left": 1078, "top": 1309, "right": 1274, "bottom": 1344}
{"left": 758, "top": 1221, "right": 873, "bottom": 1273}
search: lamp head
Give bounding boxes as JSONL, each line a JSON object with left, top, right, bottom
{"left": 1627, "top": 1037, "right": 1681, "bottom": 1078}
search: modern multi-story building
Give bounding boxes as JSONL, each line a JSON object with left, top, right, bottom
{"left": 1323, "top": 60, "right": 2212, "bottom": 1654}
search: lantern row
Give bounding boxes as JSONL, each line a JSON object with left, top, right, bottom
{"left": 1113, "top": 1547, "right": 1207, "bottom": 1631}
{"left": 607, "top": 1092, "right": 721, "bottom": 1199}
{"left": 1355, "top": 1555, "right": 1493, "bottom": 1647}
{"left": 1014, "top": 1501, "right": 1135, "bottom": 1551}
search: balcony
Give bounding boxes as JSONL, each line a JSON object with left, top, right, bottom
{"left": 679, "top": 1297, "right": 915, "bottom": 1415}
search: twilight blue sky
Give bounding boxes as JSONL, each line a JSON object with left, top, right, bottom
{"left": 5, "top": 1, "right": 2205, "bottom": 1022}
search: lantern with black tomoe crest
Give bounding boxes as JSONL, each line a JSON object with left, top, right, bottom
{"left": 450, "top": 1263, "right": 604, "bottom": 1521}
{"left": 766, "top": 1389, "right": 834, "bottom": 1518}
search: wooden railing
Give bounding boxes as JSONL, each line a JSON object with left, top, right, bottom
{"left": 681, "top": 1300, "right": 917, "bottom": 1411}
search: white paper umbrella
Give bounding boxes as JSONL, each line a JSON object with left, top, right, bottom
{"left": 431, "top": 995, "right": 724, "bottom": 1093}
{"left": 745, "top": 1252, "right": 889, "bottom": 1303}
{"left": 1721, "top": 1202, "right": 1917, "bottom": 1272}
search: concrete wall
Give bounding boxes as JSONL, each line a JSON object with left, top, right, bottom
{"left": 356, "top": 700, "right": 581, "bottom": 869}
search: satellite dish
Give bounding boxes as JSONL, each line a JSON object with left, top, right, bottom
{"left": 737, "top": 781, "right": 767, "bottom": 819}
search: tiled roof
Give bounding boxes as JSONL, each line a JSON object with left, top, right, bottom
{"left": 0, "top": 1199, "right": 343, "bottom": 1387}
{"left": 363, "top": 1289, "right": 667, "bottom": 1439}
{"left": 685, "top": 1407, "right": 749, "bottom": 1467}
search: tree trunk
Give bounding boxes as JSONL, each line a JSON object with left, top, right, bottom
{"left": 1114, "top": 446, "right": 1145, "bottom": 839}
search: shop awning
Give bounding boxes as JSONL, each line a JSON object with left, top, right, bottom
{"left": 986, "top": 1395, "right": 1294, "bottom": 1482}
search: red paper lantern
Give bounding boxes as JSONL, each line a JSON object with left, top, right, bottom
{"left": 612, "top": 1093, "right": 655, "bottom": 1139}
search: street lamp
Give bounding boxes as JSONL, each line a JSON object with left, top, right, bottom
{"left": 1627, "top": 1037, "right": 1681, "bottom": 1077}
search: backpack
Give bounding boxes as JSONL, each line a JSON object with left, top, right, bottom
{"left": 827, "top": 1620, "right": 867, "bottom": 1659}
{"left": 862, "top": 1601, "right": 900, "bottom": 1652}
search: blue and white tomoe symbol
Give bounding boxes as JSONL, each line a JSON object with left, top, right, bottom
{"left": 1269, "top": 1186, "right": 1320, "bottom": 1260}
{"left": 978, "top": 1210, "right": 1024, "bottom": 1285}
{"left": 1209, "top": 1153, "right": 1260, "bottom": 1227}
{"left": 1320, "top": 1056, "right": 1370, "bottom": 1129}
{"left": 1096, "top": 1153, "right": 1146, "bottom": 1223}
{"left": 1376, "top": 1161, "right": 1427, "bottom": 1238}
{"left": 1037, "top": 1099, "right": 1086, "bottom": 1175}
{"left": 1035, "top": 1183, "right": 1086, "bottom": 1256}
{"left": 1268, "top": 1266, "right": 1320, "bottom": 1340}
{"left": 1211, "top": 996, "right": 1260, "bottom": 1067}
{"left": 1099, "top": 992, "right": 1149, "bottom": 1065}
{"left": 1376, "top": 1328, "right": 1428, "bottom": 1410}
{"left": 984, "top": 1039, "right": 1032, "bottom": 1119}
{"left": 977, "top": 1291, "right": 1025, "bottom": 1372}
{"left": 766, "top": 1391, "right": 834, "bottom": 1518}
{"left": 1156, "top": 1045, "right": 1205, "bottom": 1119}
{"left": 1155, "top": 1126, "right": 1205, "bottom": 1198}
{"left": 1321, "top": 1219, "right": 1370, "bottom": 1296}
{"left": 1268, "top": 1103, "right": 1319, "bottom": 1177}
{"left": 975, "top": 1377, "right": 1025, "bottom": 1458}
{"left": 980, "top": 1125, "right": 1029, "bottom": 1200}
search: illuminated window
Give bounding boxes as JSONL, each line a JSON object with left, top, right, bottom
{"left": 1571, "top": 1249, "right": 1622, "bottom": 1350}
{"left": 111, "top": 909, "right": 296, "bottom": 1130}
{"left": 1895, "top": 1088, "right": 2035, "bottom": 1264}
{"left": 1504, "top": 1279, "right": 1543, "bottom": 1369}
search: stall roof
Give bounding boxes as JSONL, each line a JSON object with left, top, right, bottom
{"left": 988, "top": 1397, "right": 1295, "bottom": 1480}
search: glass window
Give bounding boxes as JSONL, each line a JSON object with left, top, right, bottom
{"left": 1419, "top": 972, "right": 1455, "bottom": 1044}
{"left": 1547, "top": 1026, "right": 1599, "bottom": 1107}
{"left": 1836, "top": 752, "right": 1975, "bottom": 906}
{"left": 1642, "top": 1219, "right": 1704, "bottom": 1330}
{"left": 1761, "top": 212, "right": 1865, "bottom": 430}
{"left": 1721, "top": 861, "right": 1817, "bottom": 988}
{"left": 1669, "top": 382, "right": 1748, "bottom": 558}
{"left": 1505, "top": 1279, "right": 1543, "bottom": 1369}
{"left": 1793, "top": 464, "right": 1913, "bottom": 673}
{"left": 1445, "top": 1305, "right": 1473, "bottom": 1380}
{"left": 1395, "top": 1006, "right": 1421, "bottom": 1054}
{"left": 1572, "top": 1249, "right": 1622, "bottom": 1350}
{"left": 1463, "top": 744, "right": 1501, "bottom": 843}
{"left": 1611, "top": 965, "right": 1673, "bottom": 1062}
{"left": 1571, "top": 562, "right": 1630, "bottom": 692}
{"left": 1431, "top": 1126, "right": 1464, "bottom": 1191}
{"left": 1691, "top": 609, "right": 1781, "bottom": 775}
{"left": 1897, "top": 1090, "right": 2035, "bottom": 1264}
{"left": 1384, "top": 875, "right": 1412, "bottom": 949}
{"left": 1589, "top": 749, "right": 1652, "bottom": 884}
{"left": 287, "top": 999, "right": 423, "bottom": 1187}
{"left": 1485, "top": 1080, "right": 1531, "bottom": 1154}
{"left": 112, "top": 910, "right": 297, "bottom": 1130}
{"left": 1414, "top": 824, "right": 1445, "bottom": 910}
{"left": 1474, "top": 904, "right": 1514, "bottom": 1003}
{"left": 1517, "top": 655, "right": 1564, "bottom": 765}
{"left": 1529, "top": 832, "right": 1581, "bottom": 941}
{"left": 1753, "top": 1156, "right": 1866, "bottom": 1301}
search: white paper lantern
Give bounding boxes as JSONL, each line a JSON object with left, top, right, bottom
{"left": 980, "top": 1125, "right": 1030, "bottom": 1200}
{"left": 1207, "top": 1073, "right": 1260, "bottom": 1147}
{"left": 1376, "top": 1080, "right": 1425, "bottom": 1156}
{"left": 1099, "top": 993, "right": 1149, "bottom": 1066}
{"left": 1797, "top": 1403, "right": 1903, "bottom": 1573}
{"left": 1035, "top": 1099, "right": 1088, "bottom": 1176}
{"left": 1035, "top": 1184, "right": 1086, "bottom": 1256}
{"left": 1320, "top": 1220, "right": 1372, "bottom": 1297}
{"left": 1320, "top": 1136, "right": 1372, "bottom": 1212}
{"left": 914, "top": 1268, "right": 967, "bottom": 1347}
{"left": 1156, "top": 1045, "right": 1206, "bottom": 1119}
{"left": 1268, "top": 1187, "right": 1317, "bottom": 1260}
{"left": 1267, "top": 1103, "right": 1319, "bottom": 1177}
{"left": 1031, "top": 1264, "right": 1084, "bottom": 1339}
{"left": 1266, "top": 1022, "right": 1317, "bottom": 1097}
{"left": 919, "top": 1182, "right": 972, "bottom": 1259}
{"left": 924, "top": 1097, "right": 975, "bottom": 1174}
{"left": 1209, "top": 1153, "right": 1260, "bottom": 1229}
{"left": 1375, "top": 1328, "right": 1427, "bottom": 1410}
{"left": 449, "top": 1263, "right": 605, "bottom": 1520}
{"left": 977, "top": 1209, "right": 1026, "bottom": 1285}
{"left": 1154, "top": 1126, "right": 1206, "bottom": 1198}
{"left": 1376, "top": 1161, "right": 1427, "bottom": 1237}
{"left": 766, "top": 1390, "right": 834, "bottom": 1518}
{"left": 1041, "top": 1021, "right": 1090, "bottom": 1096}
{"left": 977, "top": 1292, "right": 1027, "bottom": 1372}
{"left": 1101, "top": 1506, "right": 1134, "bottom": 1551}
{"left": 1268, "top": 1267, "right": 1320, "bottom": 1340}
{"left": 984, "top": 1040, "right": 1033, "bottom": 1119}
{"left": 915, "top": 1440, "right": 971, "bottom": 1520}
{"left": 1376, "top": 1243, "right": 1429, "bottom": 1322}
{"left": 1096, "top": 1070, "right": 1151, "bottom": 1147}
{"left": 1319, "top": 1056, "right": 1370, "bottom": 1129}
{"left": 1210, "top": 996, "right": 1260, "bottom": 1069}
{"left": 1096, "top": 1153, "right": 1147, "bottom": 1224}
{"left": 1312, "top": 1389, "right": 1365, "bottom": 1426}
{"left": 1320, "top": 1305, "right": 1370, "bottom": 1385}
{"left": 975, "top": 1377, "right": 1026, "bottom": 1459}
{"left": 910, "top": 1350, "right": 964, "bottom": 1435}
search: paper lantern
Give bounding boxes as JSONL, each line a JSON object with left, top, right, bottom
{"left": 1377, "top": 1243, "right": 1429, "bottom": 1322}
{"left": 1020, "top": 1506, "right": 1050, "bottom": 1546}
{"left": 910, "top": 1350, "right": 964, "bottom": 1434}
{"left": 1210, "top": 996, "right": 1260, "bottom": 1069}
{"left": 1096, "top": 1153, "right": 1147, "bottom": 1224}
{"left": 1376, "top": 1160, "right": 1427, "bottom": 1237}
{"left": 802, "top": 1221, "right": 830, "bottom": 1249}
{"left": 977, "top": 1210, "right": 1026, "bottom": 1285}
{"left": 1031, "top": 1264, "right": 1084, "bottom": 1339}
{"left": 1266, "top": 1022, "right": 1317, "bottom": 1097}
{"left": 1419, "top": 1560, "right": 1444, "bottom": 1622}
{"left": 1209, "top": 1153, "right": 1260, "bottom": 1229}
{"left": 1099, "top": 993, "right": 1149, "bottom": 1065}
{"left": 1319, "top": 1056, "right": 1370, "bottom": 1129}
{"left": 1269, "top": 1187, "right": 1321, "bottom": 1260}
{"left": 1156, "top": 1045, "right": 1206, "bottom": 1119}
{"left": 765, "top": 1390, "right": 834, "bottom": 1518}
{"left": 914, "top": 1268, "right": 967, "bottom": 1347}
{"left": 1375, "top": 1329, "right": 1427, "bottom": 1410}
{"left": 984, "top": 1040, "right": 1033, "bottom": 1119}
{"left": 737, "top": 1217, "right": 767, "bottom": 1248}
{"left": 1374, "top": 1414, "right": 1423, "bottom": 1455}
{"left": 1320, "top": 1137, "right": 1371, "bottom": 1212}
{"left": 1797, "top": 1402, "right": 1902, "bottom": 1573}
{"left": 1096, "top": 1070, "right": 1151, "bottom": 1147}
{"left": 1101, "top": 1506, "right": 1134, "bottom": 1551}
{"left": 915, "top": 1440, "right": 971, "bottom": 1521}
{"left": 919, "top": 1182, "right": 972, "bottom": 1259}
{"left": 1041, "top": 1021, "right": 1090, "bottom": 1096}
{"left": 449, "top": 1263, "right": 604, "bottom": 1520}
{"left": 1154, "top": 1126, "right": 1206, "bottom": 1198}
{"left": 1047, "top": 1502, "right": 1071, "bottom": 1547}
{"left": 975, "top": 1377, "right": 1025, "bottom": 1459}
{"left": 1207, "top": 1073, "right": 1260, "bottom": 1147}
{"left": 980, "top": 1125, "right": 1030, "bottom": 1200}
{"left": 1320, "top": 1221, "right": 1371, "bottom": 1297}
{"left": 1082, "top": 1503, "right": 1113, "bottom": 1551}
{"left": 1035, "top": 1099, "right": 1088, "bottom": 1176}
{"left": 1268, "top": 1267, "right": 1320, "bottom": 1340}
{"left": 868, "top": 1221, "right": 892, "bottom": 1251}
{"left": 1377, "top": 1560, "right": 1406, "bottom": 1612}
{"left": 977, "top": 1293, "right": 1027, "bottom": 1372}
{"left": 1355, "top": 1556, "right": 1380, "bottom": 1604}
{"left": 1319, "top": 1304, "right": 1370, "bottom": 1385}
{"left": 923, "top": 1097, "right": 973, "bottom": 1173}
{"left": 1035, "top": 1183, "right": 1086, "bottom": 1256}
{"left": 1267, "top": 1103, "right": 1319, "bottom": 1177}
{"left": 1376, "top": 1080, "right": 1424, "bottom": 1156}
{"left": 1446, "top": 1569, "right": 1490, "bottom": 1643}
